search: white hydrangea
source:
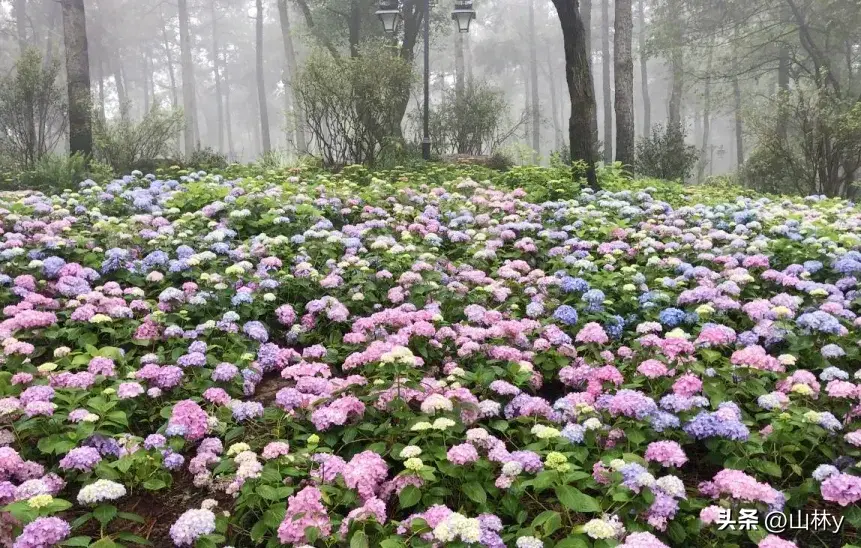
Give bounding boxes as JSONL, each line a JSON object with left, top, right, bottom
{"left": 431, "top": 418, "right": 456, "bottom": 430}
{"left": 583, "top": 418, "right": 602, "bottom": 431}
{"left": 502, "top": 461, "right": 524, "bottom": 476}
{"left": 432, "top": 513, "right": 481, "bottom": 544}
{"left": 516, "top": 536, "right": 544, "bottom": 548}
{"left": 399, "top": 445, "right": 422, "bottom": 459}
{"left": 655, "top": 475, "right": 686, "bottom": 498}
{"left": 77, "top": 480, "right": 127, "bottom": 505}
{"left": 420, "top": 394, "right": 454, "bottom": 414}
{"left": 609, "top": 459, "right": 626, "bottom": 471}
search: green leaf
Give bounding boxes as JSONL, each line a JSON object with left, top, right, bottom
{"left": 304, "top": 526, "right": 320, "bottom": 544}
{"left": 380, "top": 539, "right": 406, "bottom": 548}
{"left": 554, "top": 536, "right": 589, "bottom": 548}
{"left": 845, "top": 506, "right": 861, "bottom": 529}
{"left": 626, "top": 428, "right": 645, "bottom": 445}
{"left": 94, "top": 504, "right": 117, "bottom": 526}
{"left": 115, "top": 532, "right": 152, "bottom": 545}
{"left": 251, "top": 519, "right": 268, "bottom": 543}
{"left": 61, "top": 537, "right": 92, "bottom": 547}
{"left": 462, "top": 481, "right": 487, "bottom": 504}
{"left": 350, "top": 531, "right": 369, "bottom": 548}
{"left": 555, "top": 485, "right": 601, "bottom": 512}
{"left": 117, "top": 511, "right": 146, "bottom": 524}
{"left": 256, "top": 485, "right": 285, "bottom": 501}
{"left": 399, "top": 485, "right": 421, "bottom": 508}
{"left": 755, "top": 460, "right": 782, "bottom": 478}
{"left": 263, "top": 505, "right": 286, "bottom": 529}
{"left": 142, "top": 479, "right": 167, "bottom": 490}
{"left": 46, "top": 498, "right": 73, "bottom": 513}
{"left": 89, "top": 539, "right": 119, "bottom": 548}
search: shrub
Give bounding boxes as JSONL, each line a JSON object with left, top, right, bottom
{"left": 93, "top": 105, "right": 183, "bottom": 173}
{"left": 423, "top": 81, "right": 521, "bottom": 156}
{"left": 634, "top": 123, "right": 698, "bottom": 181}
{"left": 742, "top": 87, "right": 861, "bottom": 198}
{"left": 12, "top": 153, "right": 88, "bottom": 192}
{"left": 185, "top": 147, "right": 228, "bottom": 171}
{"left": 296, "top": 44, "right": 415, "bottom": 167}
{"left": 486, "top": 150, "right": 514, "bottom": 171}
{"left": 0, "top": 49, "right": 66, "bottom": 170}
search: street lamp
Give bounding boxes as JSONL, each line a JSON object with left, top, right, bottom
{"left": 376, "top": 0, "right": 476, "bottom": 161}
{"left": 375, "top": 0, "right": 401, "bottom": 33}
{"left": 451, "top": 1, "right": 476, "bottom": 33}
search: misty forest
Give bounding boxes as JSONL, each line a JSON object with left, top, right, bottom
{"left": 2, "top": 0, "right": 861, "bottom": 548}
{"left": 1, "top": 0, "right": 859, "bottom": 195}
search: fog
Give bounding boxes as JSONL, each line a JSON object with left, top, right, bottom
{"left": 1, "top": 0, "right": 858, "bottom": 185}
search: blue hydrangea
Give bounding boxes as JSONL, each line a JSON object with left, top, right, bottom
{"left": 553, "top": 305, "right": 579, "bottom": 326}
{"left": 561, "top": 423, "right": 585, "bottom": 444}
{"left": 560, "top": 276, "right": 589, "bottom": 293}
{"left": 658, "top": 307, "right": 687, "bottom": 327}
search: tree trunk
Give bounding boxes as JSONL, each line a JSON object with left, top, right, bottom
{"left": 349, "top": 0, "right": 361, "bottom": 58}
{"left": 389, "top": 2, "right": 426, "bottom": 141}
{"left": 637, "top": 0, "right": 650, "bottom": 136}
{"left": 15, "top": 0, "right": 36, "bottom": 163}
{"left": 455, "top": 31, "right": 466, "bottom": 98}
{"left": 178, "top": 0, "right": 197, "bottom": 154}
{"left": 97, "top": 58, "right": 106, "bottom": 121}
{"left": 696, "top": 45, "right": 713, "bottom": 184}
{"left": 143, "top": 49, "right": 151, "bottom": 113}
{"left": 465, "top": 34, "right": 474, "bottom": 82}
{"left": 61, "top": 0, "right": 93, "bottom": 157}
{"left": 581, "top": 0, "right": 599, "bottom": 150}
{"left": 160, "top": 11, "right": 180, "bottom": 110}
{"left": 777, "top": 28, "right": 790, "bottom": 140}
{"left": 613, "top": 0, "right": 633, "bottom": 167}
{"left": 546, "top": 54, "right": 564, "bottom": 151}
{"left": 14, "top": 0, "right": 27, "bottom": 51}
{"left": 601, "top": 0, "right": 612, "bottom": 162}
{"left": 667, "top": 0, "right": 683, "bottom": 126}
{"left": 733, "top": 75, "right": 743, "bottom": 166}
{"left": 732, "top": 27, "right": 743, "bottom": 166}
{"left": 210, "top": 0, "right": 225, "bottom": 152}
{"left": 224, "top": 54, "right": 235, "bottom": 158}
{"left": 528, "top": 0, "right": 541, "bottom": 161}
{"left": 111, "top": 56, "right": 129, "bottom": 119}
{"left": 44, "top": 1, "right": 60, "bottom": 67}
{"left": 278, "top": 0, "right": 307, "bottom": 154}
{"left": 256, "top": 0, "right": 272, "bottom": 154}
{"left": 551, "top": 0, "right": 599, "bottom": 189}
{"left": 250, "top": 89, "right": 262, "bottom": 156}
{"left": 523, "top": 65, "right": 531, "bottom": 144}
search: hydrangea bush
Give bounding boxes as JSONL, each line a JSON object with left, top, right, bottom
{"left": 0, "top": 166, "right": 858, "bottom": 547}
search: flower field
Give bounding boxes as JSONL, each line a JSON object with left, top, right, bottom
{"left": 0, "top": 165, "right": 860, "bottom": 548}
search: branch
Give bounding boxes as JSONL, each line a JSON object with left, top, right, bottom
{"left": 292, "top": 0, "right": 342, "bottom": 61}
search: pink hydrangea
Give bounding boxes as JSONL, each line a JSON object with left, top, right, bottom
{"left": 699, "top": 469, "right": 782, "bottom": 506}
{"left": 644, "top": 441, "right": 688, "bottom": 467}
{"left": 310, "top": 395, "right": 365, "bottom": 431}
{"left": 758, "top": 535, "right": 798, "bottom": 548}
{"left": 167, "top": 400, "right": 209, "bottom": 441}
{"left": 698, "top": 505, "right": 723, "bottom": 524}
{"left": 575, "top": 322, "right": 609, "bottom": 344}
{"left": 343, "top": 451, "right": 388, "bottom": 501}
{"left": 820, "top": 473, "right": 861, "bottom": 506}
{"left": 338, "top": 497, "right": 386, "bottom": 537}
{"left": 261, "top": 442, "right": 290, "bottom": 460}
{"left": 619, "top": 532, "right": 670, "bottom": 548}
{"left": 277, "top": 486, "right": 331, "bottom": 544}
{"left": 637, "top": 359, "right": 669, "bottom": 379}
{"left": 672, "top": 374, "right": 702, "bottom": 397}
{"left": 447, "top": 443, "right": 479, "bottom": 465}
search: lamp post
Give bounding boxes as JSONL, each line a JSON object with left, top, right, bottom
{"left": 376, "top": 0, "right": 476, "bottom": 161}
